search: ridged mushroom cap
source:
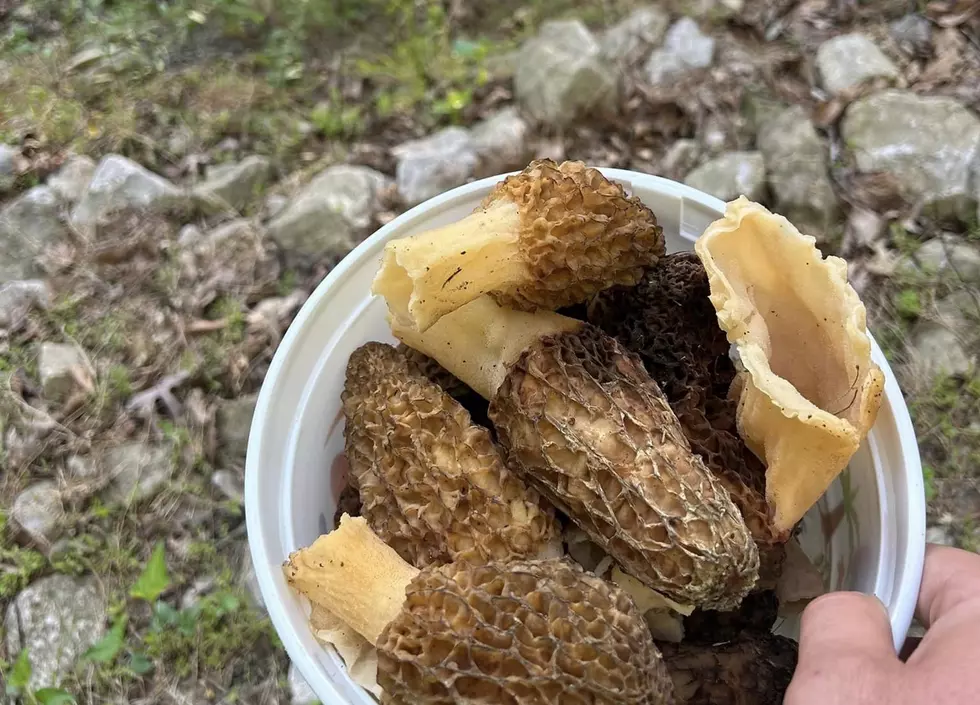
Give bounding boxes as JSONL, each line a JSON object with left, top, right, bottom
{"left": 377, "top": 558, "right": 676, "bottom": 705}
{"left": 483, "top": 159, "right": 665, "bottom": 313}
{"left": 489, "top": 324, "right": 760, "bottom": 610}
{"left": 342, "top": 342, "right": 560, "bottom": 569}
{"left": 588, "top": 253, "right": 788, "bottom": 567}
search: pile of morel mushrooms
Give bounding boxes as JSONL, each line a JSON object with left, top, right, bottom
{"left": 284, "top": 160, "right": 884, "bottom": 705}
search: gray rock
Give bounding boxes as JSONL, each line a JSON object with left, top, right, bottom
{"left": 193, "top": 155, "right": 272, "bottom": 212}
{"left": 471, "top": 107, "right": 532, "bottom": 176}
{"left": 933, "top": 290, "right": 980, "bottom": 345}
{"left": 841, "top": 91, "right": 980, "bottom": 223}
{"left": 758, "top": 106, "right": 841, "bottom": 241}
{"left": 4, "top": 575, "right": 106, "bottom": 691}
{"left": 741, "top": 90, "right": 788, "bottom": 137}
{"left": 645, "top": 18, "right": 715, "bottom": 86}
{"left": 39, "top": 342, "right": 95, "bottom": 402}
{"left": 289, "top": 662, "right": 320, "bottom": 705}
{"left": 890, "top": 14, "right": 932, "bottom": 57}
{"left": 0, "top": 280, "right": 50, "bottom": 328}
{"left": 47, "top": 155, "right": 96, "bottom": 203}
{"left": 926, "top": 525, "right": 955, "bottom": 546}
{"left": 177, "top": 223, "right": 203, "bottom": 247}
{"left": 267, "top": 165, "right": 389, "bottom": 266}
{"left": 393, "top": 128, "right": 478, "bottom": 206}
{"left": 217, "top": 394, "right": 257, "bottom": 464}
{"left": 816, "top": 33, "right": 899, "bottom": 95}
{"left": 71, "top": 154, "right": 183, "bottom": 232}
{"left": 211, "top": 469, "right": 244, "bottom": 504}
{"left": 65, "top": 46, "right": 107, "bottom": 73}
{"left": 11, "top": 482, "right": 64, "bottom": 545}
{"left": 685, "top": 151, "right": 766, "bottom": 202}
{"left": 0, "top": 185, "right": 69, "bottom": 283}
{"left": 0, "top": 143, "right": 17, "bottom": 191}
{"left": 515, "top": 19, "right": 619, "bottom": 127}
{"left": 660, "top": 139, "right": 701, "bottom": 179}
{"left": 600, "top": 6, "right": 670, "bottom": 64}
{"left": 909, "top": 323, "right": 974, "bottom": 379}
{"left": 264, "top": 193, "right": 288, "bottom": 218}
{"left": 103, "top": 442, "right": 173, "bottom": 504}
{"left": 914, "top": 236, "right": 980, "bottom": 283}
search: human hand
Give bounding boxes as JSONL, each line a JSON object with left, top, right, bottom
{"left": 785, "top": 543, "right": 980, "bottom": 704}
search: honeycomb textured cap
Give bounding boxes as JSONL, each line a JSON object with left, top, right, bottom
{"left": 342, "top": 342, "right": 560, "bottom": 569}
{"left": 396, "top": 342, "right": 470, "bottom": 398}
{"left": 588, "top": 253, "right": 788, "bottom": 564}
{"left": 658, "top": 632, "right": 798, "bottom": 705}
{"left": 482, "top": 159, "right": 665, "bottom": 312}
{"left": 377, "top": 557, "right": 676, "bottom": 705}
{"left": 489, "top": 325, "right": 760, "bottom": 610}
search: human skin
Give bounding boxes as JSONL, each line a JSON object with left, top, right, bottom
{"left": 786, "top": 543, "right": 980, "bottom": 704}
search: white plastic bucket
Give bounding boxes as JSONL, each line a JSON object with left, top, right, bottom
{"left": 245, "top": 169, "right": 926, "bottom": 705}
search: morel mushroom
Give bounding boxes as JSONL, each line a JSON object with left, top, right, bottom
{"left": 286, "top": 514, "right": 676, "bottom": 705}
{"left": 392, "top": 295, "right": 760, "bottom": 610}
{"left": 588, "top": 253, "right": 789, "bottom": 581}
{"left": 342, "top": 342, "right": 561, "bottom": 569}
{"left": 373, "top": 159, "right": 665, "bottom": 332}
{"left": 658, "top": 632, "right": 798, "bottom": 705}
{"left": 695, "top": 197, "right": 885, "bottom": 532}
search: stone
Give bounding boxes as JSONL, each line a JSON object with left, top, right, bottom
{"left": 217, "top": 394, "right": 257, "bottom": 464}
{"left": 0, "top": 280, "right": 50, "bottom": 328}
{"left": 393, "top": 128, "right": 478, "bottom": 206}
{"left": 933, "top": 291, "right": 980, "bottom": 345}
{"left": 211, "top": 469, "right": 244, "bottom": 504}
{"left": 660, "top": 139, "right": 701, "bottom": 179}
{"left": 909, "top": 323, "right": 974, "bottom": 380}
{"left": 11, "top": 482, "right": 64, "bottom": 545}
{"left": 47, "top": 155, "right": 96, "bottom": 203}
{"left": 0, "top": 143, "right": 17, "bottom": 191}
{"left": 470, "top": 107, "right": 532, "bottom": 176}
{"left": 71, "top": 154, "right": 183, "bottom": 232}
{"left": 65, "top": 46, "right": 107, "bottom": 72}
{"left": 289, "top": 663, "right": 320, "bottom": 705}
{"left": 267, "top": 165, "right": 389, "bottom": 266}
{"left": 758, "top": 105, "right": 841, "bottom": 241}
{"left": 741, "top": 90, "right": 788, "bottom": 137}
{"left": 103, "top": 442, "right": 174, "bottom": 504}
{"left": 4, "top": 575, "right": 106, "bottom": 691}
{"left": 926, "top": 526, "right": 955, "bottom": 546}
{"left": 264, "top": 193, "right": 288, "bottom": 218}
{"left": 39, "top": 342, "right": 95, "bottom": 402}
{"left": 599, "top": 6, "right": 670, "bottom": 64}
{"left": 0, "top": 185, "right": 69, "bottom": 283}
{"left": 177, "top": 223, "right": 203, "bottom": 247}
{"left": 816, "top": 33, "right": 899, "bottom": 95}
{"left": 644, "top": 18, "right": 715, "bottom": 86}
{"left": 841, "top": 91, "right": 980, "bottom": 223}
{"left": 684, "top": 151, "right": 766, "bottom": 202}
{"left": 515, "top": 19, "right": 619, "bottom": 127}
{"left": 890, "top": 14, "right": 932, "bottom": 57}
{"left": 913, "top": 236, "right": 980, "bottom": 283}
{"left": 193, "top": 155, "right": 272, "bottom": 212}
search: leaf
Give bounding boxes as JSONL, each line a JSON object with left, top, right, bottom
{"left": 33, "top": 688, "right": 77, "bottom": 705}
{"left": 5, "top": 648, "right": 31, "bottom": 695}
{"left": 130, "top": 542, "right": 170, "bottom": 602}
{"left": 127, "top": 651, "right": 153, "bottom": 676}
{"left": 82, "top": 616, "right": 127, "bottom": 663}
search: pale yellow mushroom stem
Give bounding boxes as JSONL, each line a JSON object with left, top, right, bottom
{"left": 284, "top": 514, "right": 420, "bottom": 644}
{"left": 390, "top": 295, "right": 582, "bottom": 400}
{"left": 372, "top": 199, "right": 529, "bottom": 333}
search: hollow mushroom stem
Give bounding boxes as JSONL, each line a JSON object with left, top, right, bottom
{"left": 373, "top": 198, "right": 529, "bottom": 333}
{"left": 284, "top": 514, "right": 419, "bottom": 644}
{"left": 390, "top": 295, "right": 581, "bottom": 400}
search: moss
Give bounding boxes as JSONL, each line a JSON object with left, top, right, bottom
{"left": 0, "top": 543, "right": 47, "bottom": 599}
{"left": 895, "top": 289, "right": 922, "bottom": 320}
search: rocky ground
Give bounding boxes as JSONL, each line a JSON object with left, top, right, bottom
{"left": 1, "top": 0, "right": 979, "bottom": 702}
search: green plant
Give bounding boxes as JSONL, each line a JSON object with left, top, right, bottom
{"left": 895, "top": 288, "right": 922, "bottom": 319}
{"left": 923, "top": 464, "right": 937, "bottom": 501}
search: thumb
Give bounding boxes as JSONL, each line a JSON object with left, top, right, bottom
{"left": 797, "top": 591, "right": 897, "bottom": 664}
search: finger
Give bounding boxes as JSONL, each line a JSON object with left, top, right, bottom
{"left": 798, "top": 591, "right": 896, "bottom": 664}
{"left": 915, "top": 544, "right": 980, "bottom": 629}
